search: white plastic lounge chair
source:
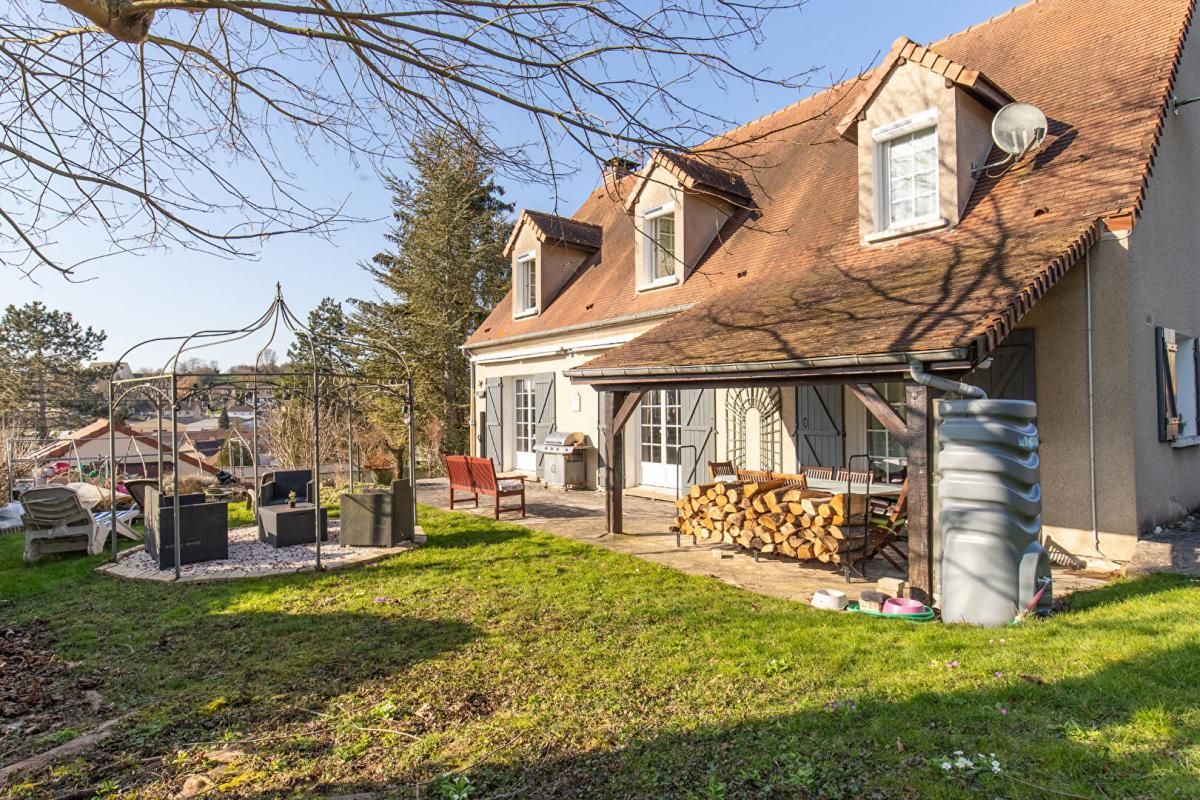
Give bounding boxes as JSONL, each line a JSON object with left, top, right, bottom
{"left": 18, "top": 486, "right": 98, "bottom": 563}
{"left": 92, "top": 507, "right": 141, "bottom": 544}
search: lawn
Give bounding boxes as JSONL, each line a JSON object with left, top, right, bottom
{"left": 1, "top": 506, "right": 1198, "bottom": 799}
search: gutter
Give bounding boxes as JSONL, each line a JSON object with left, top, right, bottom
{"left": 462, "top": 304, "right": 694, "bottom": 354}
{"left": 565, "top": 347, "right": 972, "bottom": 383}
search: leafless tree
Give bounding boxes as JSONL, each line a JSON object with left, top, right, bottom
{"left": 2, "top": 0, "right": 815, "bottom": 279}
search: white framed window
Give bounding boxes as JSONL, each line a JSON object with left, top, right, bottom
{"left": 1158, "top": 327, "right": 1200, "bottom": 446}
{"left": 865, "top": 383, "right": 907, "bottom": 481}
{"left": 515, "top": 251, "right": 537, "bottom": 317}
{"left": 514, "top": 377, "right": 536, "bottom": 470}
{"left": 639, "top": 202, "right": 678, "bottom": 290}
{"left": 639, "top": 389, "right": 682, "bottom": 489}
{"left": 872, "top": 108, "right": 940, "bottom": 233}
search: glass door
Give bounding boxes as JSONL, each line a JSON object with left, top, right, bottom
{"left": 514, "top": 378, "right": 536, "bottom": 472}
{"left": 639, "top": 389, "right": 681, "bottom": 490}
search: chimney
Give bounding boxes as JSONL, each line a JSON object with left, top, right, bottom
{"left": 603, "top": 156, "right": 640, "bottom": 181}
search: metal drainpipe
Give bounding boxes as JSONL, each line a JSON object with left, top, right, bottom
{"left": 1085, "top": 250, "right": 1108, "bottom": 558}
{"left": 908, "top": 361, "right": 988, "bottom": 399}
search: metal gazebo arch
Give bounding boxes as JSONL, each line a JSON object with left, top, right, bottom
{"left": 106, "top": 285, "right": 416, "bottom": 579}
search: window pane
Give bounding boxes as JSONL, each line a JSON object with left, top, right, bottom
{"left": 887, "top": 127, "right": 937, "bottom": 226}
{"left": 653, "top": 214, "right": 675, "bottom": 279}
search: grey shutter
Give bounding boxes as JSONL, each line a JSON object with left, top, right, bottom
{"left": 597, "top": 393, "right": 609, "bottom": 489}
{"left": 632, "top": 395, "right": 643, "bottom": 488}
{"left": 484, "top": 377, "right": 503, "bottom": 461}
{"left": 1156, "top": 326, "right": 1181, "bottom": 441}
{"left": 680, "top": 388, "right": 716, "bottom": 489}
{"left": 795, "top": 385, "right": 843, "bottom": 467}
{"left": 534, "top": 372, "right": 556, "bottom": 478}
{"left": 965, "top": 329, "right": 1036, "bottom": 401}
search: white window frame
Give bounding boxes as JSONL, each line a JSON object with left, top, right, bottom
{"left": 637, "top": 201, "right": 679, "bottom": 291}
{"left": 1172, "top": 333, "right": 1200, "bottom": 447}
{"left": 639, "top": 389, "right": 682, "bottom": 489}
{"left": 514, "top": 251, "right": 538, "bottom": 318}
{"left": 864, "top": 383, "right": 907, "bottom": 480}
{"left": 513, "top": 377, "right": 537, "bottom": 470}
{"left": 869, "top": 108, "right": 944, "bottom": 239}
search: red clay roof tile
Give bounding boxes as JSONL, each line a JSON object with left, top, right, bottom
{"left": 466, "top": 0, "right": 1195, "bottom": 379}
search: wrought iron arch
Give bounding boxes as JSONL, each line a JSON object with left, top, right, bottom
{"left": 106, "top": 285, "right": 416, "bottom": 579}
{"left": 725, "top": 387, "right": 783, "bottom": 471}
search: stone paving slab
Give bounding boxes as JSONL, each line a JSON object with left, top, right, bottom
{"left": 97, "top": 521, "right": 419, "bottom": 583}
{"left": 1127, "top": 514, "right": 1200, "bottom": 577}
{"left": 416, "top": 479, "right": 1108, "bottom": 605}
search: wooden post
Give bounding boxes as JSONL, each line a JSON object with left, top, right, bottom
{"left": 603, "top": 389, "right": 644, "bottom": 535}
{"left": 905, "top": 383, "right": 933, "bottom": 604}
{"left": 605, "top": 390, "right": 627, "bottom": 534}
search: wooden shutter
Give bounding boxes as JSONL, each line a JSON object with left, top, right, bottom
{"left": 1156, "top": 326, "right": 1181, "bottom": 442}
{"left": 484, "top": 377, "right": 503, "bottom": 460}
{"left": 795, "top": 385, "right": 843, "bottom": 467}
{"left": 597, "top": 393, "right": 609, "bottom": 488}
{"left": 680, "top": 388, "right": 716, "bottom": 488}
{"left": 965, "top": 329, "right": 1036, "bottom": 401}
{"left": 534, "top": 372, "right": 556, "bottom": 478}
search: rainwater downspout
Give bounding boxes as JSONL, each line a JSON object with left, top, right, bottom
{"left": 1085, "top": 249, "right": 1109, "bottom": 559}
{"left": 908, "top": 361, "right": 988, "bottom": 399}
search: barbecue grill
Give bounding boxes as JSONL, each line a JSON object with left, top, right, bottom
{"left": 534, "top": 431, "right": 591, "bottom": 489}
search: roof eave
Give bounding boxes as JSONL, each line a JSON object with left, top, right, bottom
{"left": 565, "top": 347, "right": 973, "bottom": 386}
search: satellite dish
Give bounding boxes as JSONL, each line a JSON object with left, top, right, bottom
{"left": 991, "top": 102, "right": 1048, "bottom": 156}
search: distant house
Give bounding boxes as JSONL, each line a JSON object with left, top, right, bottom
{"left": 463, "top": 0, "right": 1200, "bottom": 590}
{"left": 89, "top": 361, "right": 134, "bottom": 381}
{"left": 30, "top": 419, "right": 219, "bottom": 478}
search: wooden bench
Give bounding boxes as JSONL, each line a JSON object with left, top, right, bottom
{"left": 445, "top": 455, "right": 527, "bottom": 519}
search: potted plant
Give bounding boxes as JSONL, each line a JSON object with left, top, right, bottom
{"left": 362, "top": 454, "right": 394, "bottom": 486}
{"left": 287, "top": 490, "right": 297, "bottom": 508}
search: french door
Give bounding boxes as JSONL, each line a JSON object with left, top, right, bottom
{"left": 513, "top": 378, "right": 537, "bottom": 472}
{"left": 640, "top": 389, "right": 682, "bottom": 490}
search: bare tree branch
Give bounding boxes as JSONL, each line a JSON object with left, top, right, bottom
{"left": 2, "top": 0, "right": 818, "bottom": 278}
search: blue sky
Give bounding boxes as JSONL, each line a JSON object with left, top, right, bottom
{"left": 6, "top": 0, "right": 1018, "bottom": 369}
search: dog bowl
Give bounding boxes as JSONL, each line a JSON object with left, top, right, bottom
{"left": 811, "top": 588, "right": 849, "bottom": 611}
{"left": 882, "top": 597, "right": 925, "bottom": 615}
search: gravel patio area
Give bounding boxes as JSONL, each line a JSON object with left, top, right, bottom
{"left": 97, "top": 519, "right": 417, "bottom": 583}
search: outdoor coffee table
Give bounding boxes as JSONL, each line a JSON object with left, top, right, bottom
{"left": 257, "top": 503, "right": 329, "bottom": 548}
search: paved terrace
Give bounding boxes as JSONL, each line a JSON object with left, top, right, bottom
{"left": 416, "top": 479, "right": 1108, "bottom": 604}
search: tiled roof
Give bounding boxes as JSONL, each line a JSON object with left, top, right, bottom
{"left": 504, "top": 209, "right": 602, "bottom": 256}
{"left": 624, "top": 150, "right": 753, "bottom": 210}
{"left": 467, "top": 0, "right": 1194, "bottom": 376}
{"left": 834, "top": 36, "right": 1012, "bottom": 141}
{"left": 33, "top": 418, "right": 220, "bottom": 474}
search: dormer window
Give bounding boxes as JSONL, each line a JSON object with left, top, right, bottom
{"left": 874, "top": 108, "right": 939, "bottom": 233}
{"left": 640, "top": 202, "right": 678, "bottom": 290}
{"left": 515, "top": 251, "right": 537, "bottom": 317}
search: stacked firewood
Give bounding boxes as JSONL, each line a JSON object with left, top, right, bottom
{"left": 673, "top": 479, "right": 878, "bottom": 565}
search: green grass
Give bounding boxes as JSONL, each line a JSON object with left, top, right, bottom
{"left": 2, "top": 507, "right": 1198, "bottom": 799}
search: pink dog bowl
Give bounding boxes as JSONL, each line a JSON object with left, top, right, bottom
{"left": 882, "top": 597, "right": 925, "bottom": 615}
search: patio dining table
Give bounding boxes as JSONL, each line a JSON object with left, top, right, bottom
{"left": 803, "top": 477, "right": 903, "bottom": 497}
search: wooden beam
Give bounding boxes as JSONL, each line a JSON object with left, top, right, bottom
{"left": 613, "top": 390, "right": 644, "bottom": 436}
{"left": 904, "top": 383, "right": 933, "bottom": 604}
{"left": 849, "top": 384, "right": 910, "bottom": 447}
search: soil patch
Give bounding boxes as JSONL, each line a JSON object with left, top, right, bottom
{"left": 0, "top": 620, "right": 107, "bottom": 764}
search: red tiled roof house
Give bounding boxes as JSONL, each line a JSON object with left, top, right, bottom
{"left": 462, "top": 0, "right": 1200, "bottom": 592}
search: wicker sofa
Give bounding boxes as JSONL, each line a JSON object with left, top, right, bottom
{"left": 339, "top": 480, "right": 414, "bottom": 547}
{"left": 143, "top": 485, "right": 229, "bottom": 569}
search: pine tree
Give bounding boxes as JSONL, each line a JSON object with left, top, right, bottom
{"left": 0, "top": 302, "right": 107, "bottom": 438}
{"left": 356, "top": 130, "right": 511, "bottom": 465}
{"left": 288, "top": 298, "right": 354, "bottom": 374}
